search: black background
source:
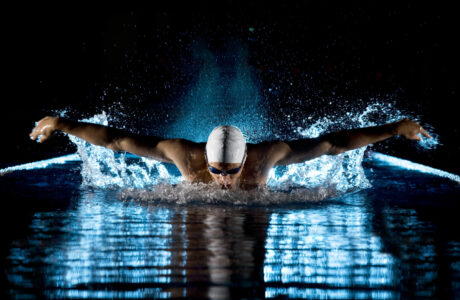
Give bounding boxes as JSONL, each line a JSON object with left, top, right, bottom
{"left": 2, "top": 1, "right": 459, "bottom": 174}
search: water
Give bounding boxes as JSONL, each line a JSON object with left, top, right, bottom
{"left": 3, "top": 101, "right": 458, "bottom": 298}
{"left": 4, "top": 34, "right": 458, "bottom": 299}
{"left": 2, "top": 154, "right": 460, "bottom": 299}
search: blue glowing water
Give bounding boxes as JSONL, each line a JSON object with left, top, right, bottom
{"left": 3, "top": 98, "right": 460, "bottom": 298}
{"left": 3, "top": 155, "right": 460, "bottom": 299}
{"left": 166, "top": 43, "right": 268, "bottom": 143}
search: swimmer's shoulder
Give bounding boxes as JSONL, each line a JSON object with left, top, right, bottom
{"left": 160, "top": 139, "right": 204, "bottom": 152}
{"left": 155, "top": 139, "right": 205, "bottom": 164}
{"left": 247, "top": 140, "right": 290, "bottom": 157}
{"left": 162, "top": 139, "right": 208, "bottom": 179}
{"left": 169, "top": 139, "right": 206, "bottom": 162}
{"left": 246, "top": 140, "right": 289, "bottom": 169}
{"left": 175, "top": 139, "right": 205, "bottom": 152}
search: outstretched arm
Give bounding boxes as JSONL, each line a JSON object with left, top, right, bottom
{"left": 29, "top": 116, "right": 185, "bottom": 163}
{"left": 276, "top": 118, "right": 431, "bottom": 165}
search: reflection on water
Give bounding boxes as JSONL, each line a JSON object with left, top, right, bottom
{"left": 3, "top": 160, "right": 460, "bottom": 299}
{"left": 264, "top": 207, "right": 396, "bottom": 299}
{"left": 5, "top": 193, "right": 460, "bottom": 298}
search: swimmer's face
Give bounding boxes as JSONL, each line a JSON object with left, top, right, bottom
{"left": 207, "top": 162, "right": 244, "bottom": 190}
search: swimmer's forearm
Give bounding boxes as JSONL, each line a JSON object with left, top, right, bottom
{"left": 31, "top": 116, "right": 175, "bottom": 161}
{"left": 278, "top": 124, "right": 395, "bottom": 164}
{"left": 324, "top": 123, "right": 396, "bottom": 154}
{"left": 56, "top": 118, "right": 126, "bottom": 149}
{"left": 278, "top": 119, "right": 428, "bottom": 165}
{"left": 55, "top": 118, "right": 173, "bottom": 161}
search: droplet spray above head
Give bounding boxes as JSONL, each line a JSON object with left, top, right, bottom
{"left": 206, "top": 125, "right": 247, "bottom": 164}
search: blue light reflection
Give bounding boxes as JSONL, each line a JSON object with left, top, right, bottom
{"left": 263, "top": 208, "right": 397, "bottom": 299}
{"left": 7, "top": 191, "right": 188, "bottom": 299}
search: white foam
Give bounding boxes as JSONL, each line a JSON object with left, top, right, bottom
{"left": 119, "top": 181, "right": 340, "bottom": 205}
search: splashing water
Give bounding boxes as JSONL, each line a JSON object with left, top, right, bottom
{"left": 267, "top": 102, "right": 439, "bottom": 190}
{"left": 58, "top": 42, "right": 441, "bottom": 204}
{"left": 166, "top": 41, "right": 270, "bottom": 143}
{"left": 68, "top": 113, "right": 184, "bottom": 188}
{"left": 63, "top": 101, "right": 439, "bottom": 205}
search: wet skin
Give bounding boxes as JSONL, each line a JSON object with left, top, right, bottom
{"left": 30, "top": 117, "right": 431, "bottom": 190}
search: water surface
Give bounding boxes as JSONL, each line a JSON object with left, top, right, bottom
{"left": 2, "top": 155, "right": 460, "bottom": 299}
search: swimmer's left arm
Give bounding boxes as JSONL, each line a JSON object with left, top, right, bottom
{"left": 29, "top": 116, "right": 193, "bottom": 163}
{"left": 276, "top": 118, "right": 431, "bottom": 165}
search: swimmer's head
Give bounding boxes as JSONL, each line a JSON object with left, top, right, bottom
{"left": 205, "top": 125, "right": 247, "bottom": 189}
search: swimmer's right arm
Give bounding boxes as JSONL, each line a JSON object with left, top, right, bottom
{"left": 29, "top": 116, "right": 180, "bottom": 162}
{"left": 274, "top": 118, "right": 431, "bottom": 165}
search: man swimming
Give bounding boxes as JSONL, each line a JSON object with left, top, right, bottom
{"left": 30, "top": 116, "right": 431, "bottom": 190}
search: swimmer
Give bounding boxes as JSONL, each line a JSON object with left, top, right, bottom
{"left": 30, "top": 117, "right": 431, "bottom": 189}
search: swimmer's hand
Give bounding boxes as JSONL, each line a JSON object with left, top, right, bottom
{"left": 29, "top": 116, "right": 59, "bottom": 143}
{"left": 393, "top": 118, "right": 432, "bottom": 141}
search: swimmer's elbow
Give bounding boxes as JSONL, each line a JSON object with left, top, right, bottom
{"left": 327, "top": 145, "right": 346, "bottom": 155}
{"left": 313, "top": 140, "right": 345, "bottom": 156}
{"left": 106, "top": 141, "right": 121, "bottom": 152}
{"left": 321, "top": 134, "right": 348, "bottom": 155}
{"left": 107, "top": 136, "right": 128, "bottom": 152}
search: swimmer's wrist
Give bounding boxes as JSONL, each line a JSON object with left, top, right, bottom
{"left": 54, "top": 117, "right": 72, "bottom": 132}
{"left": 386, "top": 121, "right": 400, "bottom": 137}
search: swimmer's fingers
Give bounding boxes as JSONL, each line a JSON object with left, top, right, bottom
{"left": 36, "top": 134, "right": 49, "bottom": 143}
{"left": 410, "top": 126, "right": 432, "bottom": 141}
{"left": 29, "top": 123, "right": 42, "bottom": 141}
{"left": 404, "top": 131, "right": 421, "bottom": 141}
{"left": 420, "top": 127, "right": 432, "bottom": 138}
{"left": 29, "top": 127, "right": 50, "bottom": 143}
{"left": 407, "top": 127, "right": 431, "bottom": 141}
{"left": 29, "top": 119, "right": 45, "bottom": 140}
{"left": 29, "top": 117, "right": 57, "bottom": 143}
{"left": 396, "top": 119, "right": 432, "bottom": 141}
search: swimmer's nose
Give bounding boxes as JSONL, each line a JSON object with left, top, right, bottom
{"left": 218, "top": 174, "right": 232, "bottom": 187}
{"left": 221, "top": 184, "right": 232, "bottom": 190}
{"left": 219, "top": 174, "right": 231, "bottom": 182}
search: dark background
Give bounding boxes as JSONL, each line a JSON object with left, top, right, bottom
{"left": 2, "top": 1, "right": 459, "bottom": 174}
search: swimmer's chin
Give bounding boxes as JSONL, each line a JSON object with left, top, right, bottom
{"left": 221, "top": 184, "right": 232, "bottom": 190}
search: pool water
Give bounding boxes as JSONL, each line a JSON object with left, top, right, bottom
{"left": 1, "top": 153, "right": 460, "bottom": 299}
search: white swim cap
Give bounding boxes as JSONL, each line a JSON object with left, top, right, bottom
{"left": 206, "top": 125, "right": 247, "bottom": 163}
